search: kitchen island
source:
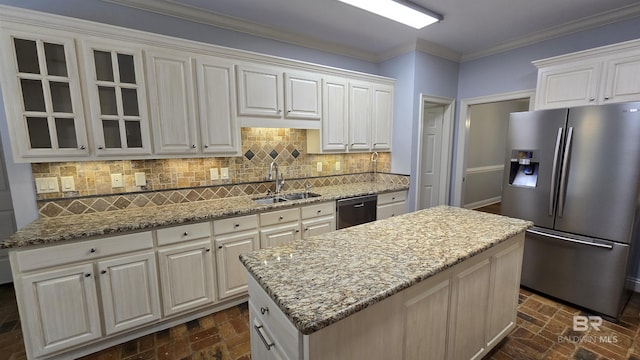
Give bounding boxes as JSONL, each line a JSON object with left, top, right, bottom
{"left": 240, "top": 206, "right": 532, "bottom": 360}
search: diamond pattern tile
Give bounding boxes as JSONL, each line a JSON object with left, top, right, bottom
{"left": 244, "top": 150, "right": 255, "bottom": 160}
{"left": 269, "top": 149, "right": 278, "bottom": 159}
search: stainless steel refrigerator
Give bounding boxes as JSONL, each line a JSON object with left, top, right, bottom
{"left": 501, "top": 102, "right": 640, "bottom": 319}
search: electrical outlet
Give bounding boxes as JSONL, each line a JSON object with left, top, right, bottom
{"left": 134, "top": 172, "right": 146, "bottom": 187}
{"left": 35, "top": 177, "right": 59, "bottom": 194}
{"left": 317, "top": 162, "right": 322, "bottom": 172}
{"left": 335, "top": 161, "right": 341, "bottom": 171}
{"left": 210, "top": 168, "right": 219, "bottom": 180}
{"left": 60, "top": 176, "right": 75, "bottom": 192}
{"left": 111, "top": 173, "right": 123, "bottom": 188}
{"left": 220, "top": 168, "right": 229, "bottom": 180}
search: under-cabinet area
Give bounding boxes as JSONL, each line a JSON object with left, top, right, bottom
{"left": 0, "top": 7, "right": 394, "bottom": 163}
{"left": 9, "top": 201, "right": 335, "bottom": 360}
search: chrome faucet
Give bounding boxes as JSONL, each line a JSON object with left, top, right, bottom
{"left": 268, "top": 161, "right": 285, "bottom": 195}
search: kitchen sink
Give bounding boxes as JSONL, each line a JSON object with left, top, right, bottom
{"left": 282, "top": 192, "right": 321, "bottom": 200}
{"left": 253, "top": 196, "right": 288, "bottom": 205}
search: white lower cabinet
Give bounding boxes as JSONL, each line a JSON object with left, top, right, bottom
{"left": 300, "top": 202, "right": 336, "bottom": 239}
{"left": 377, "top": 190, "right": 408, "bottom": 220}
{"left": 260, "top": 208, "right": 301, "bottom": 248}
{"left": 98, "top": 251, "right": 161, "bottom": 335}
{"left": 214, "top": 214, "right": 259, "bottom": 300}
{"left": 20, "top": 264, "right": 101, "bottom": 358}
{"left": 249, "top": 232, "right": 525, "bottom": 360}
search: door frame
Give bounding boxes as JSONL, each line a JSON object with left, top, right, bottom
{"left": 414, "top": 94, "right": 455, "bottom": 210}
{"left": 453, "top": 90, "right": 536, "bottom": 207}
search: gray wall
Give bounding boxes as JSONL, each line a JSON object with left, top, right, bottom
{"left": 463, "top": 100, "right": 529, "bottom": 208}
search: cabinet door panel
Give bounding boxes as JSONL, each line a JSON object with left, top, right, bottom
{"left": 349, "top": 83, "right": 371, "bottom": 150}
{"left": 602, "top": 54, "right": 640, "bottom": 104}
{"left": 216, "top": 230, "right": 259, "bottom": 299}
{"left": 146, "top": 50, "right": 198, "bottom": 154}
{"left": 302, "top": 216, "right": 335, "bottom": 239}
{"left": 285, "top": 71, "right": 321, "bottom": 119}
{"left": 20, "top": 264, "right": 100, "bottom": 357}
{"left": 158, "top": 240, "right": 215, "bottom": 315}
{"left": 371, "top": 85, "right": 392, "bottom": 151}
{"left": 196, "top": 56, "right": 240, "bottom": 154}
{"left": 237, "top": 65, "right": 282, "bottom": 117}
{"left": 260, "top": 223, "right": 301, "bottom": 248}
{"left": 322, "top": 78, "right": 349, "bottom": 151}
{"left": 403, "top": 279, "right": 449, "bottom": 360}
{"left": 98, "top": 252, "right": 160, "bottom": 335}
{"left": 535, "top": 62, "right": 601, "bottom": 109}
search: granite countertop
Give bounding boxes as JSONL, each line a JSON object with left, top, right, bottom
{"left": 1, "top": 181, "right": 408, "bottom": 249}
{"left": 240, "top": 206, "right": 532, "bottom": 335}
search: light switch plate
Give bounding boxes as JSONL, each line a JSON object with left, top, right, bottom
{"left": 335, "top": 161, "right": 341, "bottom": 171}
{"left": 35, "top": 177, "right": 59, "bottom": 194}
{"left": 60, "top": 176, "right": 75, "bottom": 192}
{"left": 210, "top": 168, "right": 219, "bottom": 180}
{"left": 134, "top": 172, "right": 146, "bottom": 187}
{"left": 317, "top": 162, "right": 322, "bottom": 172}
{"left": 220, "top": 168, "right": 229, "bottom": 180}
{"left": 111, "top": 173, "right": 123, "bottom": 188}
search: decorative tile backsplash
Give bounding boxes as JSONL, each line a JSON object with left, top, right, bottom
{"left": 32, "top": 128, "right": 398, "bottom": 217}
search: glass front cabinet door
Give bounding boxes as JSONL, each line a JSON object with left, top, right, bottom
{"left": 1, "top": 31, "right": 89, "bottom": 159}
{"left": 81, "top": 40, "right": 151, "bottom": 156}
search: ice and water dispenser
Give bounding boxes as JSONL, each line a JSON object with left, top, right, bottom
{"left": 508, "top": 150, "right": 539, "bottom": 188}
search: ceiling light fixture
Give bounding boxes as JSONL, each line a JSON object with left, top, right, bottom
{"left": 337, "top": 0, "right": 442, "bottom": 29}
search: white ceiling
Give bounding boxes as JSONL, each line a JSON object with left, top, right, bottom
{"left": 110, "top": 0, "right": 640, "bottom": 62}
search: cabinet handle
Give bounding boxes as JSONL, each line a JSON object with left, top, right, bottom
{"left": 287, "top": 109, "right": 291, "bottom": 113}
{"left": 84, "top": 273, "right": 91, "bottom": 278}
{"left": 254, "top": 324, "right": 274, "bottom": 350}
{"left": 79, "top": 145, "right": 86, "bottom": 150}
{"left": 204, "top": 145, "right": 209, "bottom": 148}
{"left": 206, "top": 248, "right": 211, "bottom": 252}
{"left": 234, "top": 224, "right": 240, "bottom": 228}
{"left": 604, "top": 96, "right": 610, "bottom": 100}
{"left": 191, "top": 144, "right": 196, "bottom": 149}
{"left": 183, "top": 232, "right": 189, "bottom": 236}
{"left": 98, "top": 145, "right": 104, "bottom": 150}
{"left": 589, "top": 98, "right": 595, "bottom": 102}
{"left": 89, "top": 248, "right": 96, "bottom": 253}
{"left": 100, "top": 270, "right": 107, "bottom": 274}
{"left": 218, "top": 245, "right": 223, "bottom": 249}
{"left": 260, "top": 306, "right": 269, "bottom": 315}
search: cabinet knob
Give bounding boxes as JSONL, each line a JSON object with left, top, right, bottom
{"left": 206, "top": 248, "right": 211, "bottom": 252}
{"left": 191, "top": 144, "right": 197, "bottom": 149}
{"left": 234, "top": 224, "right": 240, "bottom": 228}
{"left": 183, "top": 232, "right": 189, "bottom": 236}
{"left": 79, "top": 145, "right": 86, "bottom": 150}
{"left": 589, "top": 98, "right": 595, "bottom": 102}
{"left": 84, "top": 273, "right": 91, "bottom": 278}
{"left": 100, "top": 270, "right": 107, "bottom": 275}
{"left": 277, "top": 109, "right": 282, "bottom": 114}
{"left": 260, "top": 306, "right": 269, "bottom": 315}
{"left": 317, "top": 210, "right": 322, "bottom": 214}
{"left": 287, "top": 109, "right": 291, "bottom": 113}
{"left": 279, "top": 216, "right": 284, "bottom": 221}
{"left": 392, "top": 197, "right": 396, "bottom": 201}
{"left": 97, "top": 145, "right": 104, "bottom": 150}
{"left": 304, "top": 227, "right": 309, "bottom": 232}
{"left": 604, "top": 96, "right": 610, "bottom": 101}
{"left": 204, "top": 145, "right": 209, "bottom": 148}
{"left": 295, "top": 229, "right": 300, "bottom": 233}
{"left": 218, "top": 245, "right": 223, "bottom": 249}
{"left": 89, "top": 248, "right": 96, "bottom": 253}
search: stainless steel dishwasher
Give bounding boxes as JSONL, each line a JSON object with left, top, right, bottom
{"left": 336, "top": 195, "right": 377, "bottom": 229}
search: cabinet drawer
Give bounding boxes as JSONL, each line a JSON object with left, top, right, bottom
{"left": 260, "top": 208, "right": 300, "bottom": 227}
{"left": 214, "top": 214, "right": 258, "bottom": 235}
{"left": 248, "top": 276, "right": 299, "bottom": 359}
{"left": 377, "top": 202, "right": 407, "bottom": 220}
{"left": 157, "top": 222, "right": 211, "bottom": 246}
{"left": 377, "top": 191, "right": 407, "bottom": 205}
{"left": 301, "top": 202, "right": 335, "bottom": 219}
{"left": 15, "top": 231, "right": 153, "bottom": 272}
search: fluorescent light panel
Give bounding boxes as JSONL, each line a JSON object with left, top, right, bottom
{"left": 338, "top": 0, "right": 441, "bottom": 29}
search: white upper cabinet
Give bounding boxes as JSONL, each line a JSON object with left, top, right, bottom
{"left": 0, "top": 29, "right": 89, "bottom": 160}
{"left": 534, "top": 39, "right": 640, "bottom": 110}
{"left": 145, "top": 49, "right": 198, "bottom": 155}
{"left": 284, "top": 70, "right": 321, "bottom": 119}
{"left": 317, "top": 77, "right": 349, "bottom": 152}
{"left": 196, "top": 55, "right": 241, "bottom": 155}
{"left": 371, "top": 84, "right": 393, "bottom": 151}
{"left": 236, "top": 64, "right": 283, "bottom": 118}
{"left": 82, "top": 40, "right": 152, "bottom": 155}
{"left": 349, "top": 82, "right": 371, "bottom": 151}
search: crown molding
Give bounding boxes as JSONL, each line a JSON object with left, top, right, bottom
{"left": 104, "top": 0, "right": 378, "bottom": 63}
{"left": 461, "top": 2, "right": 640, "bottom": 62}
{"left": 376, "top": 39, "right": 461, "bottom": 63}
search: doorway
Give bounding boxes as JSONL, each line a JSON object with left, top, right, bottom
{"left": 415, "top": 95, "right": 455, "bottom": 210}
{"left": 453, "top": 90, "right": 535, "bottom": 208}
{"left": 0, "top": 135, "right": 16, "bottom": 284}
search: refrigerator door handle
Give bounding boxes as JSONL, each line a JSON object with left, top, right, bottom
{"left": 527, "top": 229, "right": 613, "bottom": 249}
{"left": 549, "top": 127, "right": 563, "bottom": 216}
{"left": 557, "top": 127, "right": 573, "bottom": 217}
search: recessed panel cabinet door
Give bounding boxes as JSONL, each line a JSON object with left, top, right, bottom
{"left": 1, "top": 31, "right": 89, "bottom": 159}
{"left": 321, "top": 77, "right": 349, "bottom": 151}
{"left": 196, "top": 56, "right": 241, "bottom": 155}
{"left": 236, "top": 65, "right": 283, "bottom": 117}
{"left": 601, "top": 54, "right": 640, "bottom": 104}
{"left": 371, "top": 84, "right": 393, "bottom": 151}
{"left": 535, "top": 62, "right": 601, "bottom": 109}
{"left": 97, "top": 251, "right": 161, "bottom": 335}
{"left": 158, "top": 240, "right": 215, "bottom": 316}
{"left": 82, "top": 40, "right": 151, "bottom": 155}
{"left": 19, "top": 264, "right": 101, "bottom": 358}
{"left": 349, "top": 82, "right": 371, "bottom": 151}
{"left": 216, "top": 230, "right": 259, "bottom": 299}
{"left": 146, "top": 50, "right": 198, "bottom": 154}
{"left": 284, "top": 71, "right": 321, "bottom": 120}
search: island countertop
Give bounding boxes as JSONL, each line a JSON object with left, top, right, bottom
{"left": 240, "top": 206, "right": 532, "bottom": 335}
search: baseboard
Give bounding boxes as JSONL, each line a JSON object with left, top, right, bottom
{"left": 464, "top": 196, "right": 501, "bottom": 210}
{"left": 626, "top": 276, "right": 640, "bottom": 292}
